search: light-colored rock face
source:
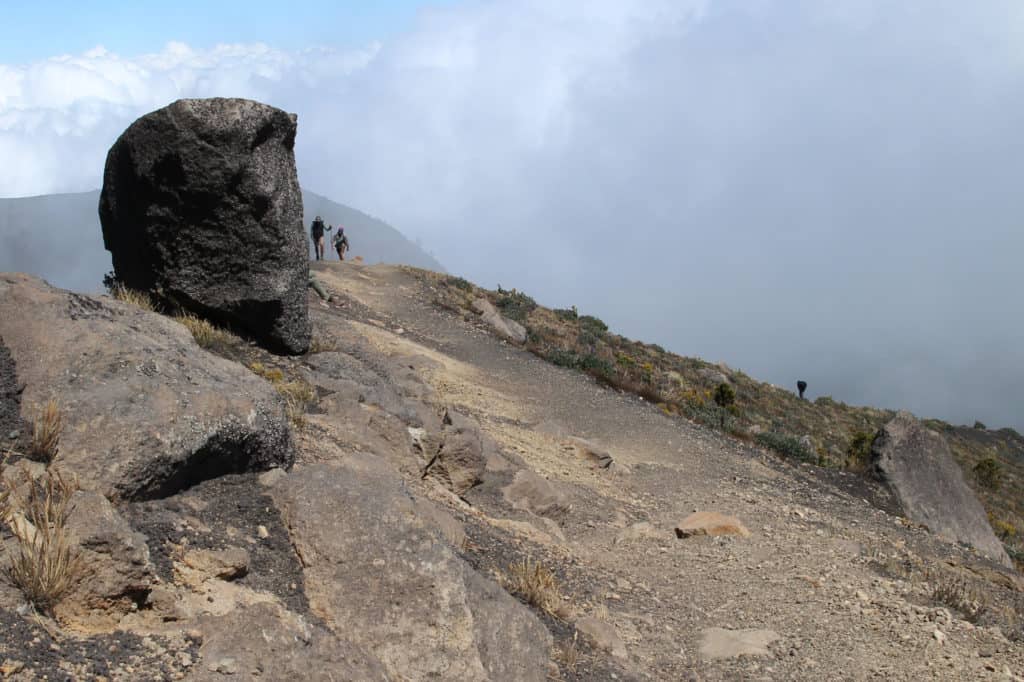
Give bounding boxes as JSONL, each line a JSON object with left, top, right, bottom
{"left": 0, "top": 273, "right": 294, "bottom": 500}
{"left": 271, "top": 457, "right": 552, "bottom": 682}
{"left": 188, "top": 602, "right": 388, "bottom": 682}
{"left": 576, "top": 615, "right": 628, "bottom": 660}
{"left": 99, "top": 97, "right": 310, "bottom": 354}
{"left": 872, "top": 411, "right": 1011, "bottom": 567}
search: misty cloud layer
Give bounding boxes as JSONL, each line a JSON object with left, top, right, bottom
{"left": 2, "top": 0, "right": 1023, "bottom": 430}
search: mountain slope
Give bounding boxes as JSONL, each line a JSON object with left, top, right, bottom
{"left": 0, "top": 189, "right": 442, "bottom": 293}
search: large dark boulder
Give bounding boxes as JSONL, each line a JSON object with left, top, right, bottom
{"left": 872, "top": 411, "right": 1011, "bottom": 567}
{"left": 99, "top": 98, "right": 310, "bottom": 354}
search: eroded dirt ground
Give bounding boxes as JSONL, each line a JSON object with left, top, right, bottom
{"left": 303, "top": 261, "right": 1024, "bottom": 681}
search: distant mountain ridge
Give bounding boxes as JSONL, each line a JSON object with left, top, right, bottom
{"left": 0, "top": 189, "right": 443, "bottom": 293}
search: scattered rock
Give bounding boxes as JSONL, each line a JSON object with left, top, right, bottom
{"left": 271, "top": 456, "right": 552, "bottom": 681}
{"left": 182, "top": 548, "right": 249, "bottom": 581}
{"left": 675, "top": 511, "right": 750, "bottom": 538}
{"left": 99, "top": 98, "right": 311, "bottom": 354}
{"left": 699, "top": 628, "right": 780, "bottom": 660}
{"left": 422, "top": 409, "right": 487, "bottom": 495}
{"left": 471, "top": 298, "right": 527, "bottom": 344}
{"left": 503, "top": 469, "right": 571, "bottom": 518}
{"left": 576, "top": 615, "right": 628, "bottom": 660}
{"left": 257, "top": 468, "right": 286, "bottom": 488}
{"left": 0, "top": 274, "right": 294, "bottom": 501}
{"left": 872, "top": 411, "right": 1011, "bottom": 567}
{"left": 568, "top": 437, "right": 616, "bottom": 469}
{"left": 58, "top": 490, "right": 156, "bottom": 623}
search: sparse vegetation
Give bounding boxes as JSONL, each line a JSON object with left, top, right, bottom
{"left": 174, "top": 313, "right": 240, "bottom": 351}
{"left": 109, "top": 283, "right": 156, "bottom": 312}
{"left": 974, "top": 457, "right": 1003, "bottom": 491}
{"left": 28, "top": 399, "right": 61, "bottom": 464}
{"left": 502, "top": 557, "right": 566, "bottom": 619}
{"left": 247, "top": 362, "right": 316, "bottom": 427}
{"left": 974, "top": 421, "right": 987, "bottom": 430}
{"left": 5, "top": 468, "right": 85, "bottom": 615}
{"left": 554, "top": 306, "right": 578, "bottom": 321}
{"left": 446, "top": 276, "right": 474, "bottom": 292}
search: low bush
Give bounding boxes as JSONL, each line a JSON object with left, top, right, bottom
{"left": 974, "top": 457, "right": 1003, "bottom": 491}
{"left": 579, "top": 315, "right": 608, "bottom": 336}
{"left": 446, "top": 276, "right": 473, "bottom": 292}
{"left": 845, "top": 430, "right": 876, "bottom": 472}
{"left": 553, "top": 306, "right": 578, "bottom": 321}
{"left": 755, "top": 431, "right": 816, "bottom": 463}
{"left": 494, "top": 286, "right": 537, "bottom": 323}
{"left": 932, "top": 575, "right": 988, "bottom": 624}
{"left": 109, "top": 284, "right": 157, "bottom": 312}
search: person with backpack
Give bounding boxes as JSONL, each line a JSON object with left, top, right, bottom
{"left": 333, "top": 226, "right": 350, "bottom": 261}
{"left": 310, "top": 215, "right": 328, "bottom": 260}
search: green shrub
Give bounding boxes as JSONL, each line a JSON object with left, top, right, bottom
{"left": 755, "top": 432, "right": 816, "bottom": 463}
{"left": 974, "top": 457, "right": 1002, "bottom": 491}
{"left": 579, "top": 315, "right": 608, "bottom": 336}
{"left": 577, "top": 331, "right": 600, "bottom": 348}
{"left": 554, "top": 306, "right": 578, "bottom": 321}
{"left": 846, "top": 430, "right": 876, "bottom": 471}
{"left": 579, "top": 354, "right": 613, "bottom": 379}
{"left": 495, "top": 286, "right": 537, "bottom": 323}
{"left": 973, "top": 420, "right": 987, "bottom": 430}
{"left": 713, "top": 383, "right": 736, "bottom": 428}
{"left": 547, "top": 349, "right": 581, "bottom": 369}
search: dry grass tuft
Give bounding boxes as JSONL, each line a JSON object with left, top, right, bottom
{"left": 249, "top": 362, "right": 285, "bottom": 383}
{"left": 502, "top": 557, "right": 567, "bottom": 619}
{"left": 276, "top": 380, "right": 316, "bottom": 427}
{"left": 308, "top": 334, "right": 340, "bottom": 354}
{"left": 556, "top": 631, "right": 580, "bottom": 672}
{"left": 932, "top": 575, "right": 989, "bottom": 623}
{"left": 28, "top": 400, "right": 61, "bottom": 464}
{"left": 109, "top": 284, "right": 156, "bottom": 312}
{"left": 174, "top": 313, "right": 239, "bottom": 350}
{"left": 6, "top": 468, "right": 85, "bottom": 614}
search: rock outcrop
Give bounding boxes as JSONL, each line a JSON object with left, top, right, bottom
{"left": 872, "top": 411, "right": 1011, "bottom": 567}
{"left": 471, "top": 298, "right": 527, "bottom": 344}
{"left": 272, "top": 457, "right": 553, "bottom": 681}
{"left": 99, "top": 97, "right": 310, "bottom": 354}
{"left": 0, "top": 273, "right": 294, "bottom": 500}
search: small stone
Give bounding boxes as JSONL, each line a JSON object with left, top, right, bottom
{"left": 211, "top": 657, "right": 238, "bottom": 675}
{"left": 257, "top": 525, "right": 270, "bottom": 539}
{"left": 933, "top": 630, "right": 946, "bottom": 645}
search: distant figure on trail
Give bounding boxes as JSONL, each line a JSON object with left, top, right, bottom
{"left": 797, "top": 380, "right": 807, "bottom": 399}
{"left": 311, "top": 215, "right": 328, "bottom": 260}
{"left": 333, "top": 227, "right": 349, "bottom": 260}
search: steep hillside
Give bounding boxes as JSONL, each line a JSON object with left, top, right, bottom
{"left": 0, "top": 189, "right": 442, "bottom": 293}
{"left": 423, "top": 271, "right": 1024, "bottom": 567}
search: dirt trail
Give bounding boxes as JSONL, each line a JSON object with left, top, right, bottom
{"left": 310, "top": 262, "right": 1024, "bottom": 681}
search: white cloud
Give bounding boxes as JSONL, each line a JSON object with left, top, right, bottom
{"left": 3, "top": 0, "right": 1024, "bottom": 429}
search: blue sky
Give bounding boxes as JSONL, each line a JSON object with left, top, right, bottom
{"left": 0, "top": 0, "right": 455, "bottom": 63}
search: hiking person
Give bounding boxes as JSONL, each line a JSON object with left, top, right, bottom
{"left": 333, "top": 226, "right": 349, "bottom": 260}
{"left": 797, "top": 380, "right": 807, "bottom": 399}
{"left": 310, "top": 215, "right": 327, "bottom": 260}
